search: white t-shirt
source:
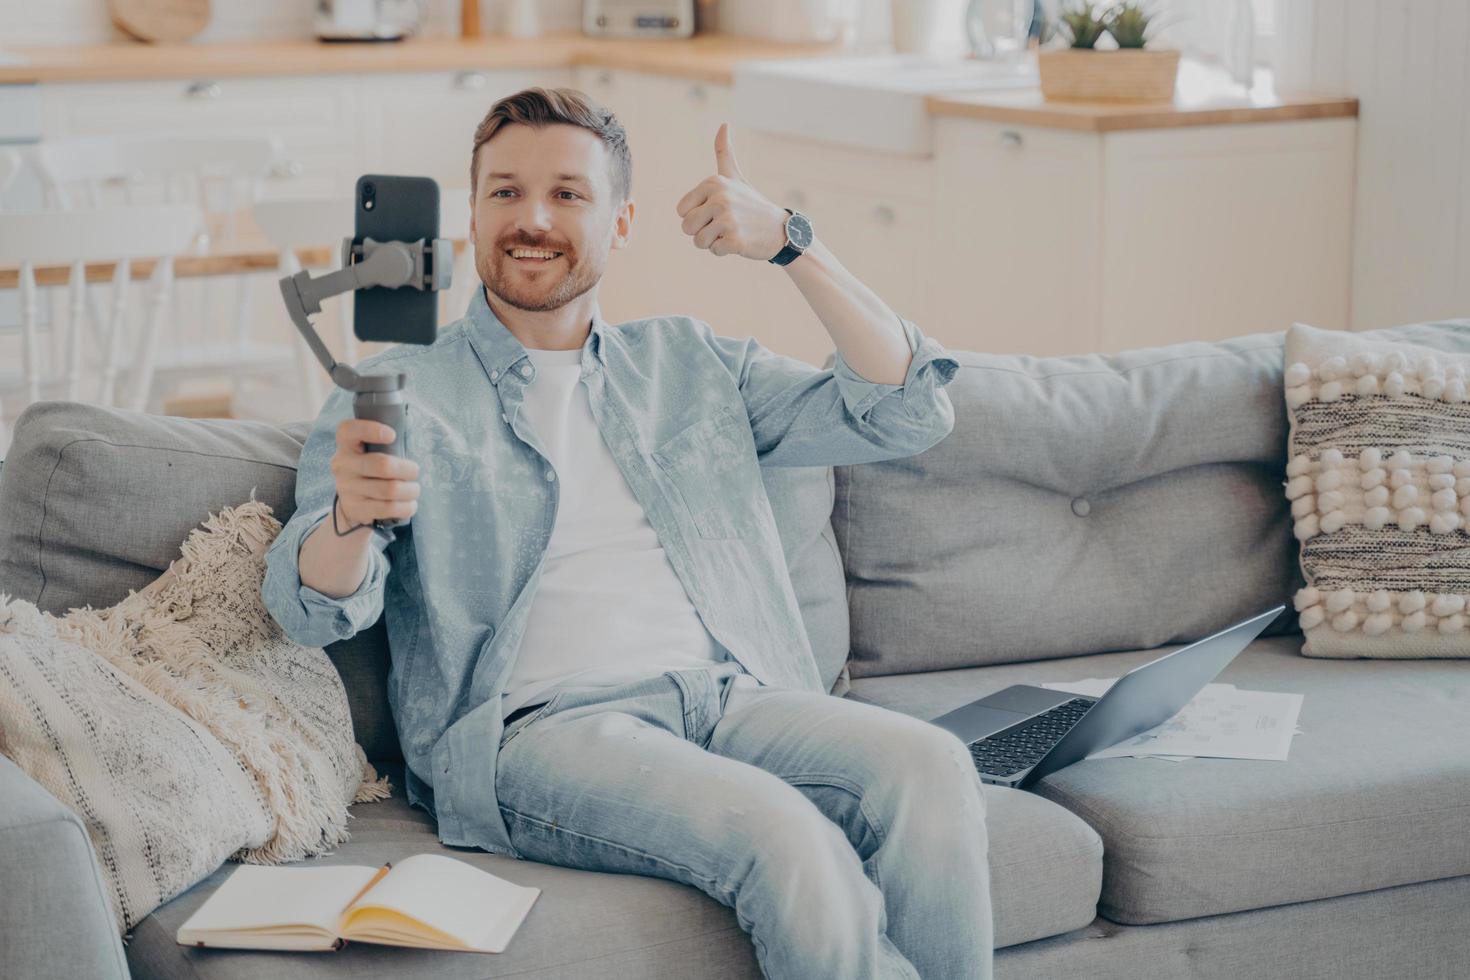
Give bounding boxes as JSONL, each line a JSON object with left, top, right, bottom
{"left": 500, "top": 344, "right": 728, "bottom": 717}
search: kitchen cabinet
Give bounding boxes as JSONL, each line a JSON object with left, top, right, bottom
{"left": 927, "top": 114, "right": 1355, "bottom": 356}
{"left": 929, "top": 119, "right": 1102, "bottom": 355}
{"left": 1097, "top": 120, "right": 1354, "bottom": 350}
{"left": 744, "top": 130, "right": 936, "bottom": 354}
{"left": 356, "top": 68, "right": 551, "bottom": 191}
{"left": 22, "top": 59, "right": 1358, "bottom": 370}
{"left": 574, "top": 69, "right": 822, "bottom": 363}
{"left": 39, "top": 76, "right": 361, "bottom": 199}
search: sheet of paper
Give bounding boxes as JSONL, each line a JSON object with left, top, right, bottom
{"left": 179, "top": 864, "right": 381, "bottom": 937}
{"left": 1039, "top": 678, "right": 1304, "bottom": 761}
{"left": 352, "top": 852, "right": 540, "bottom": 952}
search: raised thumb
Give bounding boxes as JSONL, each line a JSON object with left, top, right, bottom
{"left": 714, "top": 123, "right": 744, "bottom": 180}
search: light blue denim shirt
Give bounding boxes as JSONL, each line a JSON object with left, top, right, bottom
{"left": 262, "top": 285, "right": 960, "bottom": 858}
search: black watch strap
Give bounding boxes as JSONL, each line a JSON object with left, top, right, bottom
{"left": 770, "top": 208, "right": 803, "bottom": 267}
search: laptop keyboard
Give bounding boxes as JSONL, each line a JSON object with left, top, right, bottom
{"left": 968, "top": 697, "right": 1095, "bottom": 778}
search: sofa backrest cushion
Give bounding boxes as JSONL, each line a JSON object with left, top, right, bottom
{"left": 0, "top": 401, "right": 400, "bottom": 761}
{"left": 833, "top": 321, "right": 1470, "bottom": 678}
{"left": 0, "top": 400, "right": 849, "bottom": 762}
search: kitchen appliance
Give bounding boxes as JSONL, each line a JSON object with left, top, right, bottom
{"left": 583, "top": 0, "right": 698, "bottom": 38}
{"left": 315, "top": 0, "right": 424, "bottom": 42}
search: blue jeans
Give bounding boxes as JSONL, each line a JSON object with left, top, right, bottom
{"left": 495, "top": 661, "right": 994, "bottom": 979}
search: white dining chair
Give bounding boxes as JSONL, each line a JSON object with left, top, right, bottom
{"left": 249, "top": 197, "right": 359, "bottom": 414}
{"left": 0, "top": 205, "right": 202, "bottom": 453}
{"left": 32, "top": 134, "right": 306, "bottom": 416}
{"left": 252, "top": 189, "right": 475, "bottom": 372}
{"left": 439, "top": 187, "right": 475, "bottom": 324}
{"left": 0, "top": 150, "right": 21, "bottom": 203}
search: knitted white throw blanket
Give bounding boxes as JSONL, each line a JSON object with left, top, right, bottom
{"left": 0, "top": 498, "right": 390, "bottom": 933}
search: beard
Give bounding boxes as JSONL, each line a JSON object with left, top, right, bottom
{"left": 478, "top": 231, "right": 604, "bottom": 313}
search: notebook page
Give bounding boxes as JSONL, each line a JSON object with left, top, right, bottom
{"left": 181, "top": 864, "right": 382, "bottom": 937}
{"left": 344, "top": 853, "right": 539, "bottom": 951}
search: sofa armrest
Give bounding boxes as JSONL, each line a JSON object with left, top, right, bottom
{"left": 0, "top": 754, "right": 130, "bottom": 980}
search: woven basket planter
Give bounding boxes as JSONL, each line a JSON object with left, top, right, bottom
{"left": 1038, "top": 48, "right": 1181, "bottom": 102}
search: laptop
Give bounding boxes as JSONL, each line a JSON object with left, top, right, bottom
{"left": 929, "top": 606, "right": 1286, "bottom": 790}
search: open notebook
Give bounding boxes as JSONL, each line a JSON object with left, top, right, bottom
{"left": 176, "top": 853, "right": 540, "bottom": 953}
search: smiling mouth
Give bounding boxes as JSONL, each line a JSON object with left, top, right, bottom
{"left": 506, "top": 247, "right": 563, "bottom": 263}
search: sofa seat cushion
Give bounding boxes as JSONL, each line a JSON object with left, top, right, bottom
{"left": 848, "top": 635, "right": 1470, "bottom": 925}
{"left": 123, "top": 755, "right": 1099, "bottom": 978}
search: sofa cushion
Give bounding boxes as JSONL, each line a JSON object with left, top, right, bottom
{"left": 122, "top": 756, "right": 1099, "bottom": 977}
{"left": 756, "top": 464, "right": 849, "bottom": 693}
{"left": 834, "top": 321, "right": 1470, "bottom": 678}
{"left": 0, "top": 401, "right": 849, "bottom": 768}
{"left": 1283, "top": 322, "right": 1470, "bottom": 657}
{"left": 0, "top": 401, "right": 402, "bottom": 761}
{"left": 848, "top": 634, "right": 1470, "bottom": 925}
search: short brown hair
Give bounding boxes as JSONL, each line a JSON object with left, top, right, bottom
{"left": 470, "top": 87, "right": 631, "bottom": 201}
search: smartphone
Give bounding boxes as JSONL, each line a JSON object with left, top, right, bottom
{"left": 353, "top": 174, "right": 439, "bottom": 345}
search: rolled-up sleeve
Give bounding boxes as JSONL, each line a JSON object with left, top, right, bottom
{"left": 701, "top": 315, "right": 961, "bottom": 468}
{"left": 262, "top": 385, "right": 397, "bottom": 648}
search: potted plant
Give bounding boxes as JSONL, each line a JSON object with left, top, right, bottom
{"left": 1037, "top": 1, "right": 1181, "bottom": 103}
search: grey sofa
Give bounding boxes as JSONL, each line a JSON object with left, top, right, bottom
{"left": 2, "top": 322, "right": 1468, "bottom": 980}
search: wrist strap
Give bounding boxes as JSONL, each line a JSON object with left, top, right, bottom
{"left": 332, "top": 493, "right": 371, "bottom": 537}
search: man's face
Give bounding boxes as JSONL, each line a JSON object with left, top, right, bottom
{"left": 470, "top": 123, "right": 633, "bottom": 314}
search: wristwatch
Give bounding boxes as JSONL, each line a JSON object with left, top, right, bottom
{"left": 769, "top": 208, "right": 814, "bottom": 267}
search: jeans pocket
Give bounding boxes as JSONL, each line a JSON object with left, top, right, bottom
{"left": 500, "top": 691, "right": 566, "bottom": 749}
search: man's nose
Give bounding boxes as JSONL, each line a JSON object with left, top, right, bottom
{"left": 516, "top": 197, "right": 554, "bottom": 233}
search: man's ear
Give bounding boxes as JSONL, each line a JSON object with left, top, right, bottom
{"left": 467, "top": 191, "right": 476, "bottom": 240}
{"left": 611, "top": 197, "right": 634, "bottom": 250}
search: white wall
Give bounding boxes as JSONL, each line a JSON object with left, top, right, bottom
{"left": 1275, "top": 0, "right": 1470, "bottom": 330}
{"left": 0, "top": 0, "right": 581, "bottom": 46}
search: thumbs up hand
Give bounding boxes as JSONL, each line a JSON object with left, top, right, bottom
{"left": 675, "top": 123, "right": 790, "bottom": 261}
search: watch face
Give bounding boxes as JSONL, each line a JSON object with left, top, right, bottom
{"left": 786, "top": 212, "right": 814, "bottom": 250}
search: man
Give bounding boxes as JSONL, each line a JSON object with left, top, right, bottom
{"left": 262, "top": 87, "right": 992, "bottom": 979}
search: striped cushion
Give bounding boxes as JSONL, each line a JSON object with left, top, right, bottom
{"left": 1284, "top": 322, "right": 1470, "bottom": 657}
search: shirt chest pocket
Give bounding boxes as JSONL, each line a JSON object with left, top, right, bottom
{"left": 652, "top": 408, "right": 760, "bottom": 540}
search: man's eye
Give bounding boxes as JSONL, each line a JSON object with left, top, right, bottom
{"left": 557, "top": 191, "right": 580, "bottom": 200}
{"left": 491, "top": 189, "right": 515, "bottom": 198}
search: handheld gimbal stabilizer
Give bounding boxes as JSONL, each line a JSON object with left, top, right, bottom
{"left": 278, "top": 234, "right": 453, "bottom": 530}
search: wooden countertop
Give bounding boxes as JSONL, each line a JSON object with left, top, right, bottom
{"left": 0, "top": 34, "right": 1356, "bottom": 132}
{"left": 0, "top": 32, "right": 841, "bottom": 87}
{"left": 926, "top": 60, "right": 1357, "bottom": 132}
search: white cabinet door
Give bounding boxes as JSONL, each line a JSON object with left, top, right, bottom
{"left": 929, "top": 118, "right": 1102, "bottom": 356}
{"left": 1098, "top": 119, "right": 1355, "bottom": 350}
{"left": 356, "top": 68, "right": 559, "bottom": 194}
{"left": 753, "top": 167, "right": 934, "bottom": 366}
{"left": 574, "top": 70, "right": 807, "bottom": 357}
{"left": 739, "top": 131, "right": 937, "bottom": 366}
{"left": 41, "top": 77, "right": 359, "bottom": 199}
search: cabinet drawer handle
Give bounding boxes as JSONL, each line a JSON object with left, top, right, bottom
{"left": 873, "top": 204, "right": 896, "bottom": 225}
{"left": 184, "top": 80, "right": 222, "bottom": 99}
{"left": 454, "top": 71, "right": 488, "bottom": 90}
{"left": 999, "top": 129, "right": 1024, "bottom": 148}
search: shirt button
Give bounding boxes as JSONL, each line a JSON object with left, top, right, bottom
{"left": 521, "top": 364, "right": 533, "bottom": 377}
{"left": 501, "top": 413, "right": 508, "bottom": 423}
{"left": 490, "top": 369, "right": 499, "bottom": 381}
{"left": 545, "top": 470, "right": 555, "bottom": 481}
{"left": 1071, "top": 497, "right": 1091, "bottom": 517}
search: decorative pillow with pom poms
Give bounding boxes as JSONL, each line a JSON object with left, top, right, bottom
{"left": 1283, "top": 323, "right": 1470, "bottom": 657}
